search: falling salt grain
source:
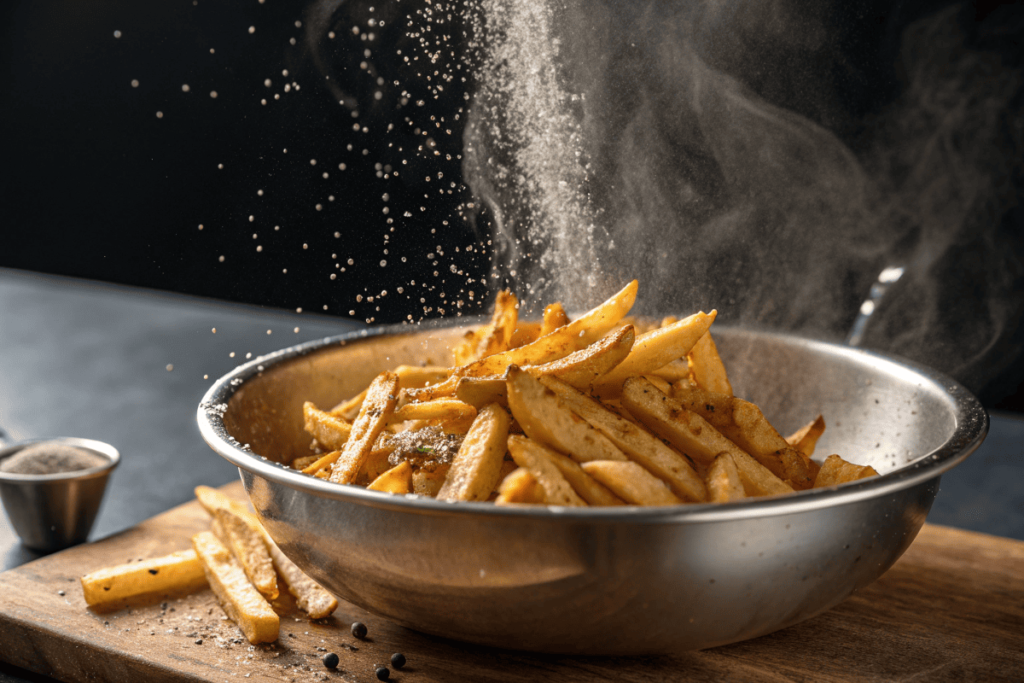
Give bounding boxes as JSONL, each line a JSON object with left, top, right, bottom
{"left": 181, "top": 84, "right": 190, "bottom": 92}
{"left": 131, "top": 79, "right": 139, "bottom": 88}
{"left": 210, "top": 91, "right": 218, "bottom": 98}
{"left": 156, "top": 111, "right": 164, "bottom": 118}
{"left": 166, "top": 364, "right": 174, "bottom": 372}
{"left": 113, "top": 30, "right": 122, "bottom": 38}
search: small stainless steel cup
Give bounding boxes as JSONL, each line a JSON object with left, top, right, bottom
{"left": 0, "top": 437, "right": 120, "bottom": 552}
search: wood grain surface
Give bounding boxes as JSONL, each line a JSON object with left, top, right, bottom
{"left": 0, "top": 482, "right": 1021, "bottom": 683}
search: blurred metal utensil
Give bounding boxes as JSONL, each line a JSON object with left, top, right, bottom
{"left": 846, "top": 264, "right": 906, "bottom": 347}
{"left": 0, "top": 438, "right": 119, "bottom": 552}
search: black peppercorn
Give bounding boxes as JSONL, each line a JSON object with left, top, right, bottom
{"left": 375, "top": 666, "right": 390, "bottom": 681}
{"left": 322, "top": 652, "right": 339, "bottom": 669}
{"left": 351, "top": 621, "right": 368, "bottom": 639}
{"left": 390, "top": 653, "right": 406, "bottom": 669}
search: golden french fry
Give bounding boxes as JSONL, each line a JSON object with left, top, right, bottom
{"left": 642, "top": 374, "right": 673, "bottom": 394}
{"left": 329, "top": 372, "right": 399, "bottom": 484}
{"left": 507, "top": 435, "right": 587, "bottom": 506}
{"left": 648, "top": 359, "right": 690, "bottom": 383}
{"left": 579, "top": 461, "right": 682, "bottom": 506}
{"left": 329, "top": 388, "right": 368, "bottom": 422}
{"left": 456, "top": 375, "right": 508, "bottom": 408}
{"left": 506, "top": 366, "right": 628, "bottom": 463}
{"left": 412, "top": 464, "right": 451, "bottom": 497}
{"left": 509, "top": 321, "right": 541, "bottom": 349}
{"left": 688, "top": 332, "right": 733, "bottom": 396}
{"left": 538, "top": 375, "right": 707, "bottom": 502}
{"left": 813, "top": 454, "right": 878, "bottom": 488}
{"left": 406, "top": 280, "right": 638, "bottom": 400}
{"left": 659, "top": 315, "right": 678, "bottom": 327}
{"left": 192, "top": 531, "right": 279, "bottom": 644}
{"left": 303, "top": 403, "right": 352, "bottom": 451}
{"left": 367, "top": 461, "right": 413, "bottom": 494}
{"left": 332, "top": 366, "right": 451, "bottom": 419}
{"left": 301, "top": 450, "right": 341, "bottom": 476}
{"left": 214, "top": 507, "right": 278, "bottom": 601}
{"left": 670, "top": 380, "right": 812, "bottom": 489}
{"left": 194, "top": 485, "right": 249, "bottom": 517}
{"left": 706, "top": 452, "right": 746, "bottom": 503}
{"left": 591, "top": 311, "right": 717, "bottom": 396}
{"left": 358, "top": 443, "right": 397, "bottom": 483}
{"left": 437, "top": 403, "right": 512, "bottom": 502}
{"left": 81, "top": 550, "right": 207, "bottom": 608}
{"left": 391, "top": 398, "right": 477, "bottom": 423}
{"left": 236, "top": 510, "right": 338, "bottom": 619}
{"left": 621, "top": 377, "right": 793, "bottom": 497}
{"left": 495, "top": 468, "right": 546, "bottom": 505}
{"left": 786, "top": 415, "right": 826, "bottom": 457}
{"left": 541, "top": 302, "right": 569, "bottom": 335}
{"left": 531, "top": 446, "right": 625, "bottom": 506}
{"left": 475, "top": 290, "right": 519, "bottom": 359}
{"left": 529, "top": 324, "right": 635, "bottom": 390}
{"left": 453, "top": 328, "right": 484, "bottom": 366}
{"left": 291, "top": 454, "right": 320, "bottom": 471}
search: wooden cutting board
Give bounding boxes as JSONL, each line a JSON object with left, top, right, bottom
{"left": 1, "top": 482, "right": 1021, "bottom": 683}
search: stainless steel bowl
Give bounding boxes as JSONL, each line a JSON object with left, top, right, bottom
{"left": 197, "top": 324, "right": 987, "bottom": 654}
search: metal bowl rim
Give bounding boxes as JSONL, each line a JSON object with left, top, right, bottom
{"left": 198, "top": 320, "right": 988, "bottom": 523}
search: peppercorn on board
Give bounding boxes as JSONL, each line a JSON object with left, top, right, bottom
{"left": 0, "top": 482, "right": 1022, "bottom": 682}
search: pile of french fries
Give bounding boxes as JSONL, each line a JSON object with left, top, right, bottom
{"left": 80, "top": 486, "right": 338, "bottom": 644}
{"left": 298, "top": 281, "right": 878, "bottom": 506}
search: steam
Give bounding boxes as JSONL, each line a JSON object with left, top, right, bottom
{"left": 463, "top": 0, "right": 1024, "bottom": 398}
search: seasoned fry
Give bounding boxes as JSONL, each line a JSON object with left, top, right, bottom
{"left": 813, "top": 454, "right": 878, "bottom": 488}
{"left": 456, "top": 375, "right": 508, "bottom": 408}
{"left": 367, "top": 461, "right": 413, "bottom": 493}
{"left": 670, "top": 380, "right": 813, "bottom": 489}
{"left": 507, "top": 435, "right": 587, "bottom": 506}
{"left": 621, "top": 377, "right": 793, "bottom": 497}
{"left": 539, "top": 376, "right": 707, "bottom": 502}
{"left": 786, "top": 415, "right": 826, "bottom": 457}
{"left": 687, "top": 332, "right": 733, "bottom": 396}
{"left": 214, "top": 507, "right": 279, "bottom": 601}
{"left": 648, "top": 359, "right": 690, "bottom": 383}
{"left": 529, "top": 324, "right": 635, "bottom": 390}
{"left": 301, "top": 450, "right": 341, "bottom": 476}
{"left": 291, "top": 454, "right": 320, "bottom": 471}
{"left": 541, "top": 302, "right": 569, "bottom": 335}
{"left": 533, "top": 447, "right": 625, "bottom": 506}
{"left": 479, "top": 290, "right": 519, "bottom": 358}
{"left": 579, "top": 461, "right": 682, "bottom": 506}
{"left": 329, "top": 372, "right": 399, "bottom": 484}
{"left": 437, "top": 403, "right": 512, "bottom": 502}
{"left": 509, "top": 321, "right": 542, "bottom": 349}
{"left": 235, "top": 510, "right": 338, "bottom": 619}
{"left": 706, "top": 453, "right": 746, "bottom": 503}
{"left": 358, "top": 443, "right": 397, "bottom": 483}
{"left": 406, "top": 280, "right": 638, "bottom": 400}
{"left": 506, "top": 366, "right": 628, "bottom": 463}
{"left": 412, "top": 464, "right": 451, "bottom": 497}
{"left": 194, "top": 485, "right": 249, "bottom": 517}
{"left": 495, "top": 468, "right": 546, "bottom": 505}
{"left": 192, "top": 531, "right": 279, "bottom": 644}
{"left": 391, "top": 398, "right": 477, "bottom": 423}
{"left": 592, "top": 311, "right": 717, "bottom": 396}
{"left": 303, "top": 403, "right": 352, "bottom": 451}
{"left": 81, "top": 550, "right": 207, "bottom": 608}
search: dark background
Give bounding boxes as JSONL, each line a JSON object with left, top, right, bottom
{"left": 2, "top": 0, "right": 1023, "bottom": 408}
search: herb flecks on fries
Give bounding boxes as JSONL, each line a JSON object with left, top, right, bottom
{"left": 299, "top": 280, "right": 878, "bottom": 506}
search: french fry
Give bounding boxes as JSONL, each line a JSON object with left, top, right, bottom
{"left": 509, "top": 321, "right": 542, "bottom": 349}
{"left": 670, "top": 380, "right": 812, "bottom": 489}
{"left": 194, "top": 485, "right": 249, "bottom": 517}
{"left": 687, "top": 332, "right": 733, "bottom": 396}
{"left": 406, "top": 280, "right": 638, "bottom": 400}
{"left": 237, "top": 512, "right": 338, "bottom": 620}
{"left": 367, "top": 461, "right": 413, "bottom": 494}
{"left": 529, "top": 324, "right": 635, "bottom": 390}
{"left": 813, "top": 454, "right": 878, "bottom": 488}
{"left": 192, "top": 531, "right": 279, "bottom": 644}
{"left": 531, "top": 446, "right": 625, "bottom": 506}
{"left": 786, "top": 415, "right": 826, "bottom": 457}
{"left": 436, "top": 403, "right": 512, "bottom": 502}
{"left": 476, "top": 290, "right": 520, "bottom": 359}
{"left": 495, "top": 468, "right": 546, "bottom": 505}
{"left": 506, "top": 366, "right": 628, "bottom": 463}
{"left": 358, "top": 443, "right": 397, "bottom": 483}
{"left": 303, "top": 403, "right": 352, "bottom": 451}
{"left": 412, "top": 464, "right": 451, "bottom": 497}
{"left": 214, "top": 507, "right": 279, "bottom": 601}
{"left": 538, "top": 375, "right": 707, "bottom": 502}
{"left": 329, "top": 372, "right": 399, "bottom": 484}
{"left": 332, "top": 366, "right": 450, "bottom": 419}
{"left": 541, "top": 302, "right": 569, "bottom": 335}
{"left": 81, "top": 550, "right": 208, "bottom": 608}
{"left": 621, "top": 377, "right": 793, "bottom": 497}
{"left": 507, "top": 435, "right": 587, "bottom": 506}
{"left": 648, "top": 359, "right": 690, "bottom": 383}
{"left": 291, "top": 454, "right": 320, "bottom": 471}
{"left": 591, "top": 311, "right": 717, "bottom": 396}
{"left": 579, "top": 461, "right": 683, "bottom": 506}
{"left": 329, "top": 388, "right": 368, "bottom": 422}
{"left": 456, "top": 375, "right": 508, "bottom": 408}
{"left": 391, "top": 398, "right": 477, "bottom": 423}
{"left": 301, "top": 450, "right": 341, "bottom": 476}
{"left": 706, "top": 453, "right": 746, "bottom": 503}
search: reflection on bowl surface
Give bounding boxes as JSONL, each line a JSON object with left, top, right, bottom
{"left": 198, "top": 323, "right": 987, "bottom": 654}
